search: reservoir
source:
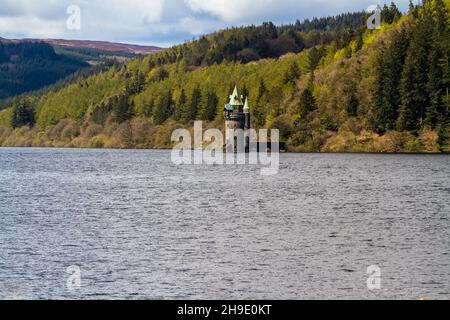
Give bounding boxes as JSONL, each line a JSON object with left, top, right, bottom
{"left": 0, "top": 148, "right": 449, "bottom": 299}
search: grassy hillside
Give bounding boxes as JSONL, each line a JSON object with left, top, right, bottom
{"left": 0, "top": 1, "right": 448, "bottom": 152}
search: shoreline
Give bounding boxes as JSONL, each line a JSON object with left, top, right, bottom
{"left": 1, "top": 146, "right": 449, "bottom": 155}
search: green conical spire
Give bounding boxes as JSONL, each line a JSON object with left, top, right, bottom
{"left": 229, "top": 85, "right": 243, "bottom": 106}
{"left": 243, "top": 97, "right": 250, "bottom": 113}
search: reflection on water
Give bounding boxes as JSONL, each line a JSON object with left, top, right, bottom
{"left": 0, "top": 148, "right": 449, "bottom": 299}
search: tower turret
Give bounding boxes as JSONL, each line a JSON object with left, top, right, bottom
{"left": 223, "top": 85, "right": 251, "bottom": 152}
{"left": 244, "top": 97, "right": 251, "bottom": 130}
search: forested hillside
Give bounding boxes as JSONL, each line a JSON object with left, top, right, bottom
{"left": 0, "top": 39, "right": 154, "bottom": 107}
{"left": 0, "top": 1, "right": 448, "bottom": 152}
{"left": 0, "top": 41, "right": 89, "bottom": 101}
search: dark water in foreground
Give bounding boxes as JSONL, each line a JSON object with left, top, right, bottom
{"left": 0, "top": 148, "right": 449, "bottom": 300}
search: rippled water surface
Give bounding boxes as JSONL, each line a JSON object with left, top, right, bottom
{"left": 0, "top": 148, "right": 449, "bottom": 299}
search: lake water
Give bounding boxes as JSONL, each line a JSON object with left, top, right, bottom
{"left": 0, "top": 148, "right": 449, "bottom": 300}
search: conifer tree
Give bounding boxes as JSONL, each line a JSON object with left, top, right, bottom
{"left": 409, "top": 0, "right": 418, "bottom": 17}
{"left": 397, "top": 50, "right": 423, "bottom": 132}
{"left": 154, "top": 90, "right": 173, "bottom": 125}
{"left": 347, "top": 89, "right": 359, "bottom": 118}
{"left": 11, "top": 100, "right": 35, "bottom": 128}
{"left": 175, "top": 89, "right": 186, "bottom": 122}
{"left": 372, "top": 28, "right": 409, "bottom": 132}
{"left": 425, "top": 0, "right": 449, "bottom": 128}
{"left": 283, "top": 62, "right": 301, "bottom": 85}
{"left": 298, "top": 74, "right": 317, "bottom": 120}
{"left": 257, "top": 79, "right": 266, "bottom": 101}
{"left": 114, "top": 93, "right": 133, "bottom": 123}
{"left": 200, "top": 91, "right": 219, "bottom": 121}
{"left": 186, "top": 87, "right": 201, "bottom": 122}
{"left": 241, "top": 85, "right": 249, "bottom": 100}
{"left": 398, "top": 5, "right": 433, "bottom": 131}
{"left": 144, "top": 99, "right": 154, "bottom": 118}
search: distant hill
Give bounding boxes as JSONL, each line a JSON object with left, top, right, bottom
{"left": 0, "top": 41, "right": 89, "bottom": 101}
{"left": 0, "top": 38, "right": 163, "bottom": 102}
{"left": 39, "top": 39, "right": 163, "bottom": 55}
{"left": 11, "top": 39, "right": 163, "bottom": 55}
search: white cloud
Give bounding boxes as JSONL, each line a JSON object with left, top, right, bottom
{"left": 84, "top": 0, "right": 165, "bottom": 24}
{"left": 185, "top": 0, "right": 275, "bottom": 22}
{"left": 184, "top": 0, "right": 407, "bottom": 23}
{"left": 0, "top": 16, "right": 65, "bottom": 38}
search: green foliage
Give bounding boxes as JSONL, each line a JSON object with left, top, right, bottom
{"left": 187, "top": 87, "right": 201, "bottom": 123}
{"left": 298, "top": 75, "right": 317, "bottom": 120}
{"left": 11, "top": 100, "right": 36, "bottom": 128}
{"left": 200, "top": 91, "right": 219, "bottom": 121}
{"left": 372, "top": 28, "right": 409, "bottom": 132}
{"left": 154, "top": 90, "right": 174, "bottom": 125}
{"left": 53, "top": 45, "right": 142, "bottom": 62}
{"left": 0, "top": 42, "right": 88, "bottom": 100}
{"left": 283, "top": 62, "right": 301, "bottom": 85}
{"left": 37, "top": 67, "right": 125, "bottom": 126}
{"left": 113, "top": 93, "right": 134, "bottom": 123}
{"left": 0, "top": 108, "right": 12, "bottom": 128}
{"left": 372, "top": 0, "right": 449, "bottom": 135}
{"left": 139, "top": 12, "right": 367, "bottom": 69}
{"left": 381, "top": 3, "right": 403, "bottom": 24}
{"left": 347, "top": 90, "right": 359, "bottom": 118}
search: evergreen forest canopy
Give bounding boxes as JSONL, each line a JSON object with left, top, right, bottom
{"left": 0, "top": 41, "right": 89, "bottom": 101}
{"left": 0, "top": 0, "right": 448, "bottom": 153}
{"left": 0, "top": 40, "right": 146, "bottom": 107}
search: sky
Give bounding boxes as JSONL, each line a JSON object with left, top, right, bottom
{"left": 0, "top": 0, "right": 410, "bottom": 47}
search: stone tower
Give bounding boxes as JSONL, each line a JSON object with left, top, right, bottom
{"left": 224, "top": 86, "right": 251, "bottom": 151}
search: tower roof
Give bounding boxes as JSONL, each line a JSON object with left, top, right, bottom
{"left": 224, "top": 103, "right": 233, "bottom": 111}
{"left": 229, "top": 85, "right": 243, "bottom": 106}
{"left": 243, "top": 97, "right": 250, "bottom": 112}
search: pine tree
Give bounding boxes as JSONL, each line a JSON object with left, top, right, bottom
{"left": 154, "top": 90, "right": 173, "bottom": 125}
{"left": 425, "top": 0, "right": 449, "bottom": 128}
{"left": 409, "top": 0, "right": 418, "bottom": 17}
{"left": 186, "top": 87, "right": 201, "bottom": 122}
{"left": 381, "top": 4, "right": 393, "bottom": 24}
{"left": 144, "top": 99, "right": 154, "bottom": 118}
{"left": 397, "top": 50, "right": 423, "bottom": 132}
{"left": 11, "top": 100, "right": 35, "bottom": 128}
{"left": 283, "top": 62, "right": 301, "bottom": 85}
{"left": 298, "top": 75, "right": 317, "bottom": 120}
{"left": 308, "top": 47, "right": 323, "bottom": 71}
{"left": 114, "top": 93, "right": 133, "bottom": 123}
{"left": 347, "top": 89, "right": 359, "bottom": 118}
{"left": 425, "top": 37, "right": 445, "bottom": 128}
{"left": 398, "top": 5, "right": 433, "bottom": 131}
{"left": 372, "top": 27, "right": 409, "bottom": 133}
{"left": 175, "top": 89, "right": 186, "bottom": 122}
{"left": 382, "top": 3, "right": 402, "bottom": 24}
{"left": 200, "top": 91, "right": 219, "bottom": 121}
{"left": 390, "top": 2, "right": 402, "bottom": 22}
{"left": 257, "top": 79, "right": 266, "bottom": 101}
{"left": 252, "top": 79, "right": 267, "bottom": 128}
{"left": 355, "top": 34, "right": 364, "bottom": 52}
{"left": 241, "top": 85, "right": 249, "bottom": 100}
